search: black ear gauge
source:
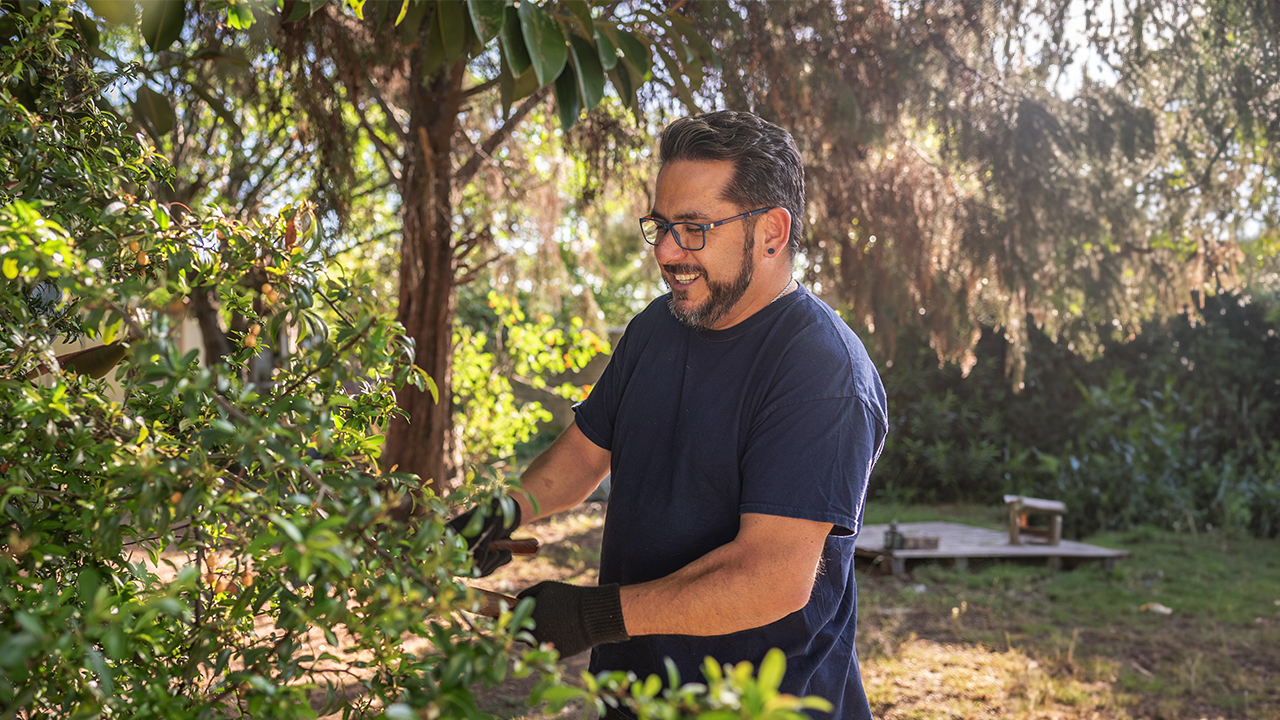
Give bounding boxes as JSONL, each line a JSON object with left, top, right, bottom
{"left": 767, "top": 248, "right": 776, "bottom": 255}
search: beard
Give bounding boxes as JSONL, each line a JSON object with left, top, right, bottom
{"left": 663, "top": 231, "right": 754, "bottom": 330}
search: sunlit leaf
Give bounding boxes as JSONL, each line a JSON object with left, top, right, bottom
{"left": 517, "top": 1, "right": 567, "bottom": 87}
{"left": 568, "top": 34, "right": 604, "bottom": 111}
{"left": 465, "top": 0, "right": 503, "bottom": 43}
{"left": 499, "top": 5, "right": 531, "bottom": 77}
{"left": 140, "top": 0, "right": 185, "bottom": 52}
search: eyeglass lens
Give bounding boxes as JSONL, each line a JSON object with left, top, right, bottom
{"left": 641, "top": 219, "right": 704, "bottom": 251}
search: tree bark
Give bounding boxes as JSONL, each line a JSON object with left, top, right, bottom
{"left": 385, "top": 61, "right": 466, "bottom": 512}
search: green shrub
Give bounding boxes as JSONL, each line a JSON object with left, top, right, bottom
{"left": 1, "top": 4, "right": 832, "bottom": 717}
{"left": 872, "top": 293, "right": 1280, "bottom": 538}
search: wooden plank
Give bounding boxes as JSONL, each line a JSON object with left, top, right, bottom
{"left": 1003, "top": 495, "right": 1068, "bottom": 514}
{"left": 856, "top": 522, "right": 1129, "bottom": 562}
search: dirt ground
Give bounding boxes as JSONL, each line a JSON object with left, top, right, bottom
{"left": 470, "top": 503, "right": 1280, "bottom": 720}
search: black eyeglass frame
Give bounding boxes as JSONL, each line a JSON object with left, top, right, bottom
{"left": 638, "top": 206, "right": 776, "bottom": 252}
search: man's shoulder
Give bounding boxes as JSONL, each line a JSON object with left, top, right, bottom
{"left": 770, "top": 290, "right": 887, "bottom": 420}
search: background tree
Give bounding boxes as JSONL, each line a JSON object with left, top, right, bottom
{"left": 690, "top": 0, "right": 1279, "bottom": 384}
{"left": 222, "top": 0, "right": 717, "bottom": 499}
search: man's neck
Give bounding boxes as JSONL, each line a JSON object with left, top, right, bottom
{"left": 708, "top": 273, "right": 797, "bottom": 331}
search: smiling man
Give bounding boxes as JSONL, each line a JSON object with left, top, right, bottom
{"left": 449, "top": 111, "right": 887, "bottom": 719}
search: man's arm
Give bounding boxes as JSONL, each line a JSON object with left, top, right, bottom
{"left": 619, "top": 512, "right": 831, "bottom": 636}
{"left": 512, "top": 422, "right": 611, "bottom": 524}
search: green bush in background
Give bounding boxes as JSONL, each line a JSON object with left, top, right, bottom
{"left": 873, "top": 293, "right": 1280, "bottom": 539}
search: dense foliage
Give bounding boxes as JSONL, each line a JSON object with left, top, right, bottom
{"left": 1, "top": 4, "right": 832, "bottom": 717}
{"left": 452, "top": 291, "right": 609, "bottom": 470}
{"left": 874, "top": 291, "right": 1280, "bottom": 539}
{"left": 692, "top": 0, "right": 1280, "bottom": 382}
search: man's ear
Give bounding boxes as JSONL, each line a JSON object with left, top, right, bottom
{"left": 760, "top": 207, "right": 792, "bottom": 256}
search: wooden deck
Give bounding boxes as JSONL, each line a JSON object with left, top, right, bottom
{"left": 856, "top": 521, "right": 1130, "bottom": 575}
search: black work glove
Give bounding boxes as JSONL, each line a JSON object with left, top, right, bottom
{"left": 446, "top": 496, "right": 520, "bottom": 577}
{"left": 516, "top": 581, "right": 630, "bottom": 658}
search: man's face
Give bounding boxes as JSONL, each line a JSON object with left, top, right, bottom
{"left": 651, "top": 160, "right": 757, "bottom": 330}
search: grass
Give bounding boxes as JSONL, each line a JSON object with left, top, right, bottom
{"left": 470, "top": 502, "right": 1280, "bottom": 719}
{"left": 856, "top": 503, "right": 1280, "bottom": 720}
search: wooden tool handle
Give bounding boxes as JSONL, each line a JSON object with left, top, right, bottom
{"left": 474, "top": 587, "right": 520, "bottom": 618}
{"left": 490, "top": 537, "right": 540, "bottom": 555}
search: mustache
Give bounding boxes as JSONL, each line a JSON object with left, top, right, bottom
{"left": 661, "top": 264, "right": 704, "bottom": 276}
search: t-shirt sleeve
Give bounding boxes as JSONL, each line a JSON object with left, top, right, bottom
{"left": 572, "top": 325, "right": 632, "bottom": 452}
{"left": 738, "top": 396, "right": 885, "bottom": 536}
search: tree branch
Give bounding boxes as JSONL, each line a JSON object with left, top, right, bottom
{"left": 454, "top": 86, "right": 551, "bottom": 188}
{"left": 461, "top": 77, "right": 500, "bottom": 99}
{"left": 356, "top": 108, "right": 405, "bottom": 188}
{"left": 365, "top": 79, "right": 410, "bottom": 145}
{"left": 455, "top": 253, "right": 502, "bottom": 286}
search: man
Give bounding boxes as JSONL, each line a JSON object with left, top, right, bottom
{"left": 451, "top": 111, "right": 887, "bottom": 719}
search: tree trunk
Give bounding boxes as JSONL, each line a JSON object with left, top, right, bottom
{"left": 385, "top": 62, "right": 466, "bottom": 514}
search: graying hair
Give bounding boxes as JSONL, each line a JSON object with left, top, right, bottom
{"left": 658, "top": 111, "right": 805, "bottom": 255}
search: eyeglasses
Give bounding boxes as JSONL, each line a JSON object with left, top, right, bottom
{"left": 639, "top": 207, "right": 775, "bottom": 252}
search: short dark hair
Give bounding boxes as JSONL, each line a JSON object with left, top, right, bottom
{"left": 658, "top": 111, "right": 805, "bottom": 255}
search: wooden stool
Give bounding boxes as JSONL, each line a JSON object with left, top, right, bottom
{"left": 1004, "top": 495, "right": 1066, "bottom": 545}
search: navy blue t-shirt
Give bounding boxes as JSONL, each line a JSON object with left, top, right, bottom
{"left": 574, "top": 285, "right": 888, "bottom": 720}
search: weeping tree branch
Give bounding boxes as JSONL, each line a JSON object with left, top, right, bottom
{"left": 454, "top": 86, "right": 551, "bottom": 188}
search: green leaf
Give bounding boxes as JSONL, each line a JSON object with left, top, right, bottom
{"left": 424, "top": 373, "right": 439, "bottom": 404}
{"left": 640, "top": 673, "right": 661, "bottom": 698}
{"left": 422, "top": 2, "right": 447, "bottom": 76}
{"left": 608, "top": 63, "right": 636, "bottom": 115}
{"left": 133, "top": 85, "right": 175, "bottom": 137}
{"left": 270, "top": 513, "right": 304, "bottom": 543}
{"left": 702, "top": 656, "right": 723, "bottom": 683}
{"left": 286, "top": 0, "right": 314, "bottom": 23}
{"left": 72, "top": 11, "right": 101, "bottom": 50}
{"left": 465, "top": 0, "right": 503, "bottom": 43}
{"left": 538, "top": 685, "right": 583, "bottom": 709}
{"left": 399, "top": 0, "right": 430, "bottom": 42}
{"left": 517, "top": 2, "right": 567, "bottom": 87}
{"left": 563, "top": 0, "right": 592, "bottom": 35}
{"left": 499, "top": 5, "right": 531, "bottom": 77}
{"left": 758, "top": 647, "right": 785, "bottom": 695}
{"left": 61, "top": 343, "right": 129, "bottom": 379}
{"left": 84, "top": 0, "right": 136, "bottom": 26}
{"left": 140, "top": 0, "right": 185, "bottom": 52}
{"left": 568, "top": 34, "right": 604, "bottom": 111}
{"left": 609, "top": 27, "right": 649, "bottom": 78}
{"left": 438, "top": 0, "right": 467, "bottom": 62}
{"left": 87, "top": 647, "right": 114, "bottom": 696}
{"left": 2, "top": 257, "right": 16, "bottom": 280}
{"left": 498, "top": 55, "right": 515, "bottom": 115}
{"left": 226, "top": 0, "right": 255, "bottom": 29}
{"left": 76, "top": 567, "right": 102, "bottom": 605}
{"left": 798, "top": 696, "right": 835, "bottom": 712}
{"left": 553, "top": 64, "right": 580, "bottom": 130}
{"left": 593, "top": 24, "right": 617, "bottom": 71}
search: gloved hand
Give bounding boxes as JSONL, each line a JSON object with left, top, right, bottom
{"left": 446, "top": 496, "right": 521, "bottom": 577}
{"left": 516, "top": 581, "right": 630, "bottom": 658}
